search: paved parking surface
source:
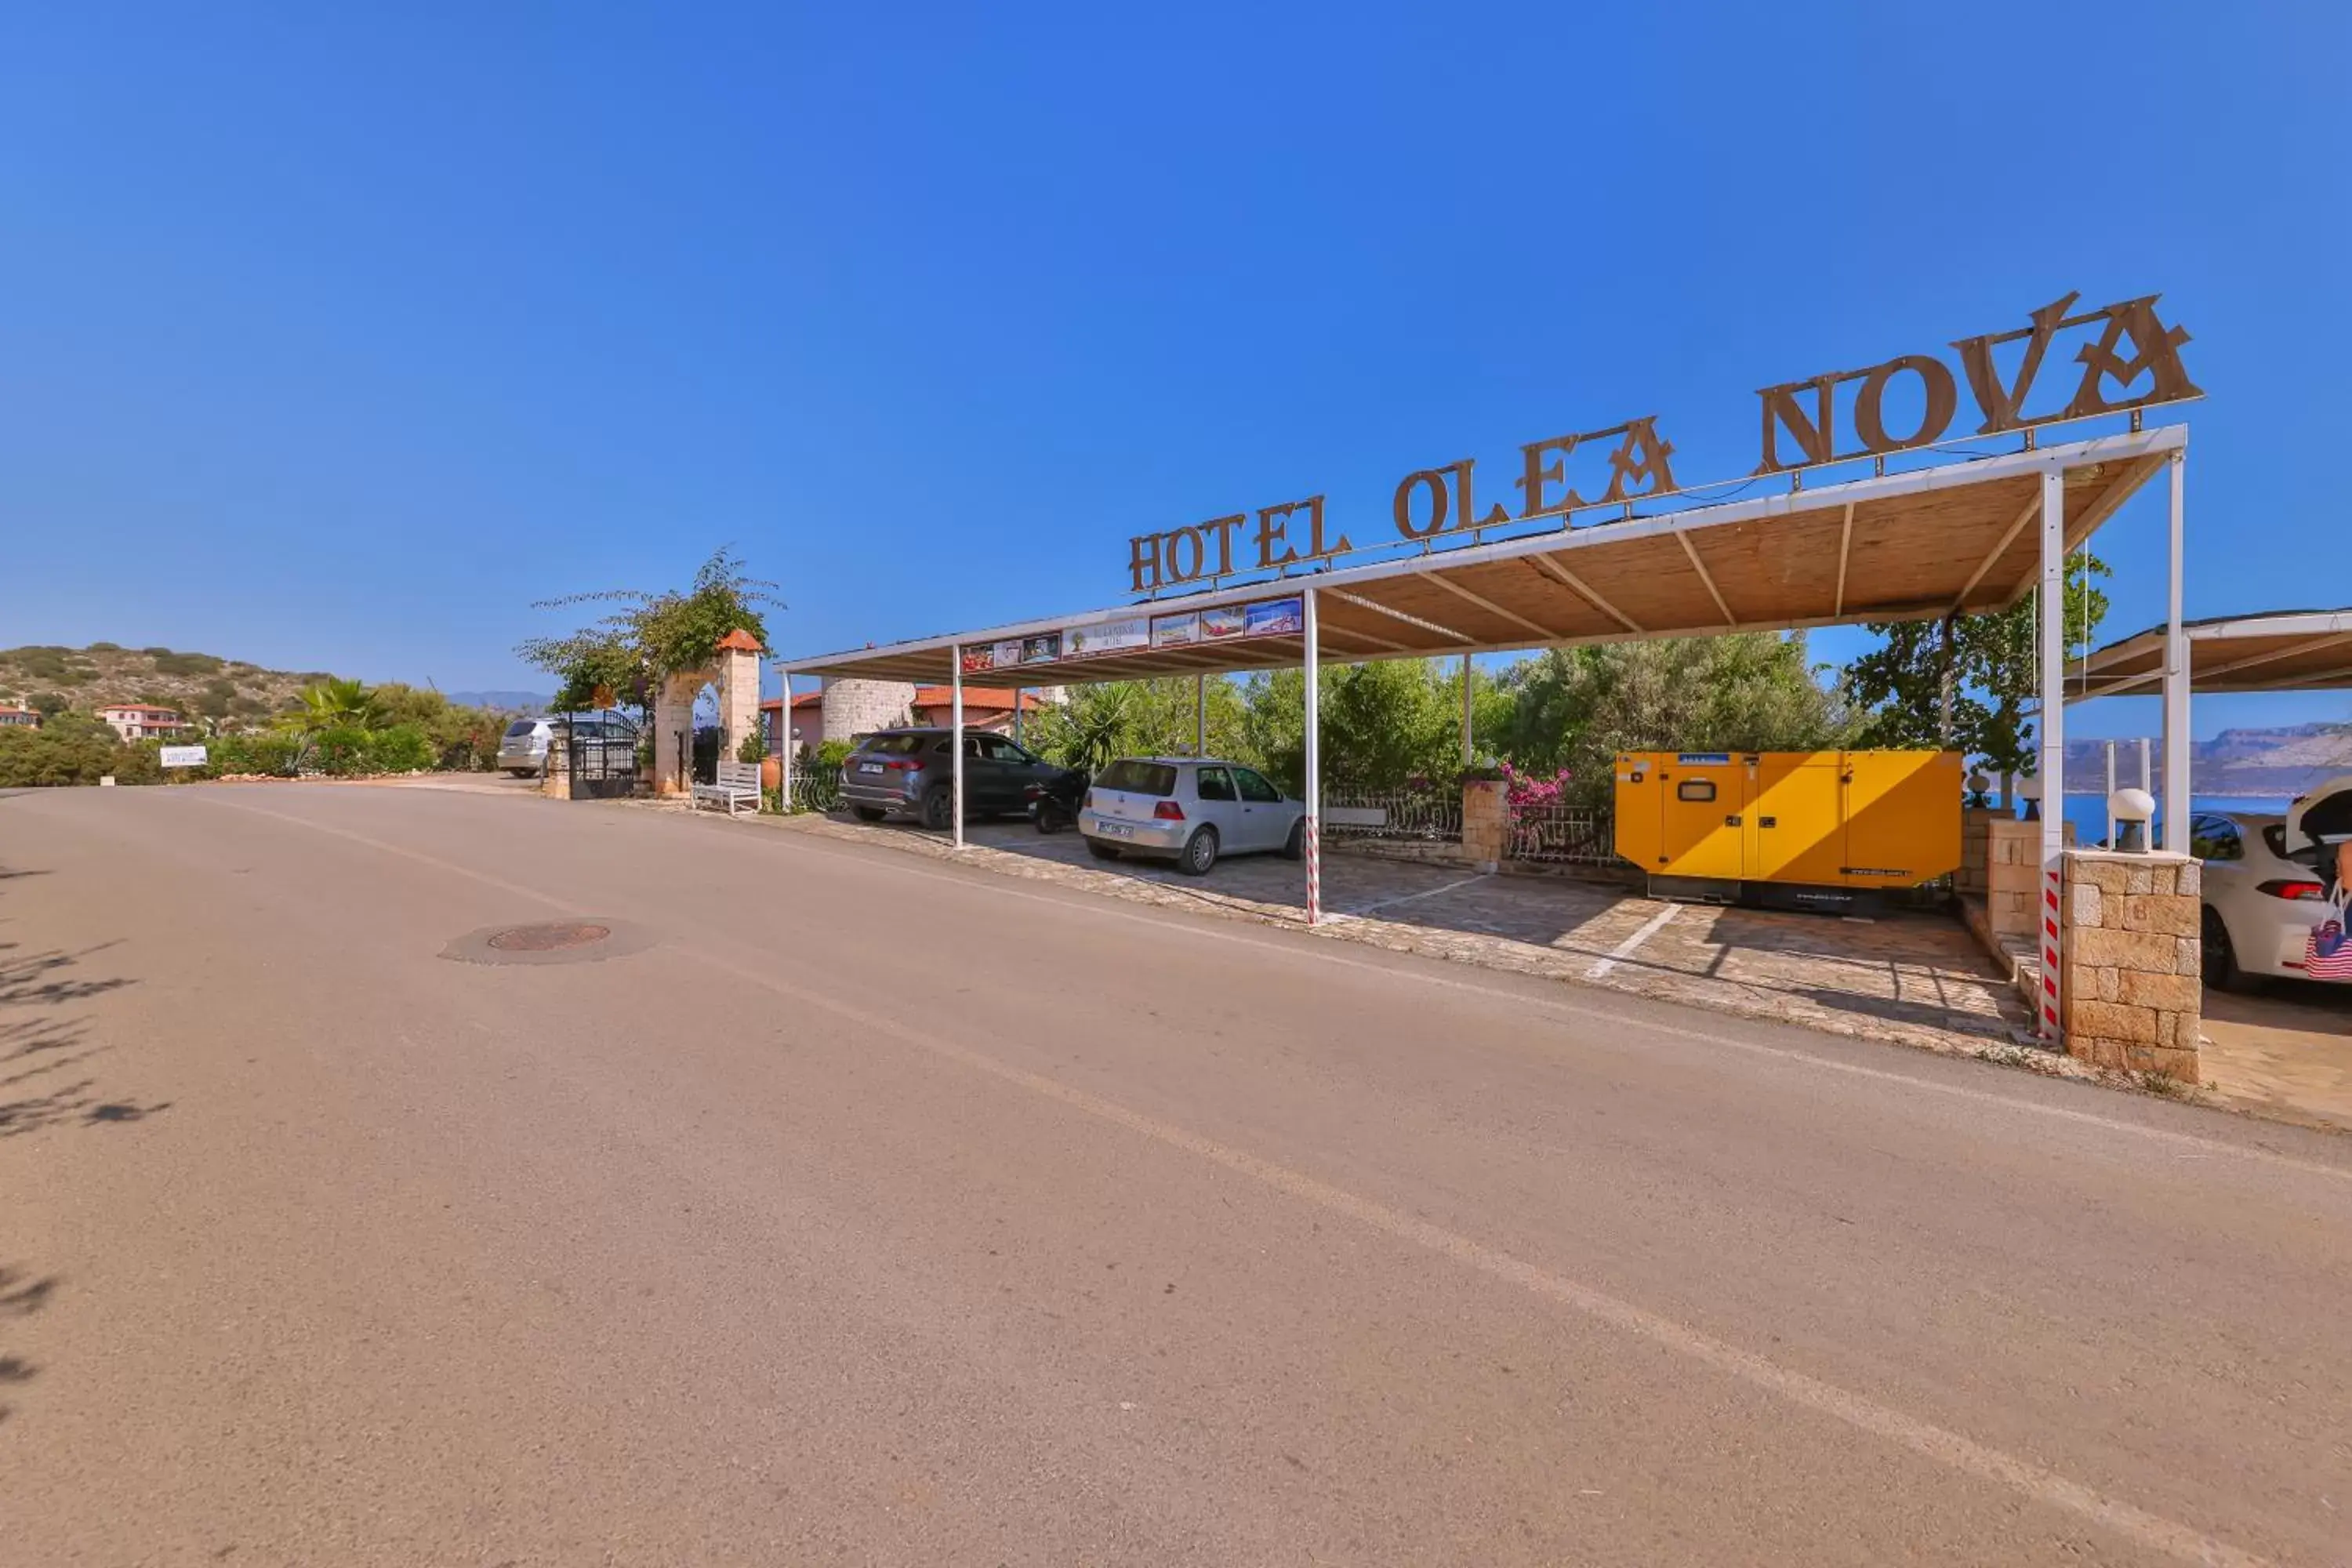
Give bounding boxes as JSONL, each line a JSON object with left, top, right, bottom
{"left": 2201, "top": 982, "right": 2352, "bottom": 1130}
{"left": 775, "top": 811, "right": 2031, "bottom": 1059}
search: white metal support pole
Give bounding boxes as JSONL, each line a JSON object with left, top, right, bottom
{"left": 2161, "top": 448, "right": 2190, "bottom": 851}
{"left": 1195, "top": 673, "right": 1206, "bottom": 757}
{"left": 1460, "top": 652, "right": 1474, "bottom": 764}
{"left": 1014, "top": 687, "right": 1023, "bottom": 750}
{"left": 2136, "top": 737, "right": 2151, "bottom": 793}
{"left": 1303, "top": 587, "right": 1322, "bottom": 927}
{"left": 950, "top": 646, "right": 965, "bottom": 848}
{"left": 2103, "top": 741, "right": 2116, "bottom": 846}
{"left": 2035, "top": 466, "right": 2067, "bottom": 1044}
{"left": 779, "top": 667, "right": 794, "bottom": 811}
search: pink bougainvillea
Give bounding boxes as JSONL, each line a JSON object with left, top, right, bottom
{"left": 1500, "top": 761, "right": 1573, "bottom": 808}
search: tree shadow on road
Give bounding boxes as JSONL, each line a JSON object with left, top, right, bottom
{"left": 0, "top": 869, "right": 165, "bottom": 1138}
{"left": 0, "top": 1264, "right": 58, "bottom": 1425}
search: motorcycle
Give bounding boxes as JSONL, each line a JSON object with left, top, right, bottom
{"left": 1025, "top": 768, "right": 1089, "bottom": 834}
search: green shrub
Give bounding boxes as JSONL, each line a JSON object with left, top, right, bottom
{"left": 201, "top": 731, "right": 303, "bottom": 777}
{"left": 151, "top": 652, "right": 223, "bottom": 677}
{"left": 0, "top": 724, "right": 156, "bottom": 787}
{"left": 363, "top": 724, "right": 434, "bottom": 774}
{"left": 87, "top": 641, "right": 122, "bottom": 652}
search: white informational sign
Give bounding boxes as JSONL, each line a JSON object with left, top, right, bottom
{"left": 1066, "top": 615, "right": 1151, "bottom": 659}
{"left": 160, "top": 745, "right": 209, "bottom": 769}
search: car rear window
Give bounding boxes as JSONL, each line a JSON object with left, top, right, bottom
{"left": 863, "top": 734, "right": 931, "bottom": 756}
{"left": 1098, "top": 760, "right": 1177, "bottom": 796}
{"left": 504, "top": 720, "right": 539, "bottom": 738}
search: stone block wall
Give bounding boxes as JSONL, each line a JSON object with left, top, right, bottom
{"left": 2058, "top": 849, "right": 2202, "bottom": 1082}
{"left": 1956, "top": 808, "right": 2004, "bottom": 896}
{"left": 1461, "top": 779, "right": 1506, "bottom": 873}
{"left": 1966, "top": 812, "right": 2075, "bottom": 938}
{"left": 821, "top": 678, "right": 917, "bottom": 743}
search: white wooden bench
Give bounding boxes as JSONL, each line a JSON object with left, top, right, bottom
{"left": 691, "top": 759, "right": 763, "bottom": 816}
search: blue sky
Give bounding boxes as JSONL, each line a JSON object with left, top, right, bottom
{"left": 4, "top": 3, "right": 2345, "bottom": 739}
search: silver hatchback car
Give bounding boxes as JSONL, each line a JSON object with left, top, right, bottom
{"left": 1079, "top": 757, "right": 1305, "bottom": 875}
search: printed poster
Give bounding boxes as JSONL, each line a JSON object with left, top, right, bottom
{"left": 1151, "top": 612, "right": 1201, "bottom": 648}
{"left": 1243, "top": 596, "right": 1305, "bottom": 637}
{"left": 992, "top": 639, "right": 1025, "bottom": 669}
{"left": 959, "top": 645, "right": 994, "bottom": 674}
{"left": 1021, "top": 632, "right": 1062, "bottom": 664}
{"left": 1200, "top": 604, "right": 1247, "bottom": 641}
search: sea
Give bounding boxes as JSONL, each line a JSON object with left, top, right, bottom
{"left": 2056, "top": 792, "right": 2293, "bottom": 848}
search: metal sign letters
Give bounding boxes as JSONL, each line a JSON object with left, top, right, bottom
{"left": 1123, "top": 290, "right": 2197, "bottom": 593}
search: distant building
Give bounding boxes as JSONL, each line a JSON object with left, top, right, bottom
{"left": 906, "top": 686, "right": 1051, "bottom": 736}
{"left": 758, "top": 691, "right": 824, "bottom": 756}
{"left": 0, "top": 705, "right": 38, "bottom": 728}
{"left": 761, "top": 682, "right": 1061, "bottom": 752}
{"left": 97, "top": 703, "right": 188, "bottom": 740}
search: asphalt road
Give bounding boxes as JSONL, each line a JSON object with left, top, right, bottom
{"left": 5, "top": 784, "right": 2350, "bottom": 1566}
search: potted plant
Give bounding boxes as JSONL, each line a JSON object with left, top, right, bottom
{"left": 739, "top": 724, "right": 777, "bottom": 793}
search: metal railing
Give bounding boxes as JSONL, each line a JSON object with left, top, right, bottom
{"left": 786, "top": 769, "right": 844, "bottom": 815}
{"left": 1507, "top": 801, "right": 1619, "bottom": 866}
{"left": 1323, "top": 787, "right": 1463, "bottom": 844}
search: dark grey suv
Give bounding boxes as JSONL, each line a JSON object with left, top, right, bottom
{"left": 839, "top": 728, "right": 1062, "bottom": 829}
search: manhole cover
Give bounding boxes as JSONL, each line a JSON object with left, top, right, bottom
{"left": 487, "top": 921, "right": 611, "bottom": 953}
{"left": 441, "top": 918, "right": 650, "bottom": 967}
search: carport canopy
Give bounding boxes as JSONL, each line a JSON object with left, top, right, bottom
{"left": 2070, "top": 608, "right": 2352, "bottom": 699}
{"left": 786, "top": 428, "right": 2181, "bottom": 686}
{"left": 782, "top": 420, "right": 2191, "bottom": 1047}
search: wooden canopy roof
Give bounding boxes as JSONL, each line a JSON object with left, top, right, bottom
{"left": 784, "top": 427, "right": 2182, "bottom": 685}
{"left": 2070, "top": 608, "right": 2352, "bottom": 700}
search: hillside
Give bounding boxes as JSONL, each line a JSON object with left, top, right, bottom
{"left": 2061, "top": 722, "right": 2352, "bottom": 797}
{"left": 0, "top": 643, "right": 343, "bottom": 728}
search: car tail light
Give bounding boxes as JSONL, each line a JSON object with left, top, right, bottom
{"left": 2257, "top": 879, "right": 2325, "bottom": 901}
{"left": 1153, "top": 800, "right": 1185, "bottom": 821}
{"left": 1085, "top": 791, "right": 1098, "bottom": 811}
{"left": 883, "top": 758, "right": 916, "bottom": 773}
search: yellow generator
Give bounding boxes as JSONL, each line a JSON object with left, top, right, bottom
{"left": 1614, "top": 750, "right": 1962, "bottom": 912}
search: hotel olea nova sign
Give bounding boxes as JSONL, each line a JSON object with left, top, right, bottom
{"left": 1124, "top": 291, "right": 2200, "bottom": 594}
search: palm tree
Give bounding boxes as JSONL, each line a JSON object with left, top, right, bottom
{"left": 301, "top": 677, "right": 380, "bottom": 731}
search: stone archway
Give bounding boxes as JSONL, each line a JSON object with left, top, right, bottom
{"left": 651, "top": 628, "right": 764, "bottom": 797}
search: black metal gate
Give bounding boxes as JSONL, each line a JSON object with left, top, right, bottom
{"left": 567, "top": 727, "right": 640, "bottom": 800}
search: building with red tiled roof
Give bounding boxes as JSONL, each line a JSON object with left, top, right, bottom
{"left": 97, "top": 703, "right": 189, "bottom": 740}
{"left": 0, "top": 705, "right": 39, "bottom": 728}
{"left": 760, "top": 684, "right": 1057, "bottom": 753}
{"left": 758, "top": 691, "right": 825, "bottom": 755}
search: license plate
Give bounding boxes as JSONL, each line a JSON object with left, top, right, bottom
{"left": 1097, "top": 821, "right": 1134, "bottom": 840}
{"left": 858, "top": 762, "right": 883, "bottom": 775}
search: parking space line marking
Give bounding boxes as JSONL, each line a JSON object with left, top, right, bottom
{"left": 1588, "top": 903, "right": 1678, "bottom": 979}
{"left": 1329, "top": 873, "right": 1490, "bottom": 921}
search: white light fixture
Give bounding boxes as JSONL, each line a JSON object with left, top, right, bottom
{"left": 2110, "top": 786, "right": 2156, "bottom": 853}
{"left": 2016, "top": 774, "right": 2043, "bottom": 820}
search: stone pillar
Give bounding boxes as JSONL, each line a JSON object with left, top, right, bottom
{"left": 1461, "top": 777, "right": 1507, "bottom": 873}
{"left": 714, "top": 630, "right": 762, "bottom": 763}
{"left": 1980, "top": 815, "right": 2042, "bottom": 937}
{"left": 541, "top": 727, "right": 572, "bottom": 800}
{"left": 2058, "top": 848, "right": 2202, "bottom": 1083}
{"left": 653, "top": 670, "right": 702, "bottom": 797}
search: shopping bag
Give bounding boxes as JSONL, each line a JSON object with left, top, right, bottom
{"left": 2309, "top": 891, "right": 2352, "bottom": 981}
